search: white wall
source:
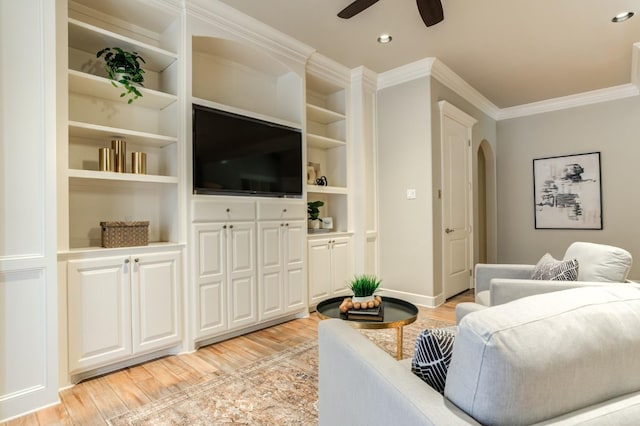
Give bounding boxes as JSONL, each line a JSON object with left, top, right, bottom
{"left": 0, "top": 0, "right": 59, "bottom": 420}
{"left": 497, "top": 95, "right": 640, "bottom": 279}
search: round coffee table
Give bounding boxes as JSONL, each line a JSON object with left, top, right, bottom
{"left": 316, "top": 296, "right": 419, "bottom": 360}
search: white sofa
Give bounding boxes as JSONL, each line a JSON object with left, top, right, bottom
{"left": 318, "top": 285, "right": 640, "bottom": 425}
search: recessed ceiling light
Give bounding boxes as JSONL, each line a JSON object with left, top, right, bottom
{"left": 612, "top": 11, "right": 634, "bottom": 22}
{"left": 377, "top": 34, "right": 392, "bottom": 44}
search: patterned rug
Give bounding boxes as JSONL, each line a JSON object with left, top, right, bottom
{"left": 109, "top": 316, "right": 452, "bottom": 425}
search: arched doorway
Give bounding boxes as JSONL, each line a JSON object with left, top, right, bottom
{"left": 477, "top": 140, "right": 496, "bottom": 264}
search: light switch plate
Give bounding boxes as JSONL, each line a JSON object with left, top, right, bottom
{"left": 407, "top": 189, "right": 416, "bottom": 199}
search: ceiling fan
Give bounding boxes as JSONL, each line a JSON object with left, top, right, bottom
{"left": 338, "top": 0, "right": 444, "bottom": 27}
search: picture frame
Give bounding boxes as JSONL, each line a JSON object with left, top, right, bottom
{"left": 533, "top": 152, "right": 602, "bottom": 229}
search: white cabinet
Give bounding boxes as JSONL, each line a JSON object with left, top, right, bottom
{"left": 258, "top": 220, "right": 307, "bottom": 321}
{"left": 67, "top": 251, "right": 181, "bottom": 374}
{"left": 193, "top": 221, "right": 257, "bottom": 340}
{"left": 308, "top": 236, "right": 353, "bottom": 306}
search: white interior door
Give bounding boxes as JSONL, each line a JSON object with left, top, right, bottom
{"left": 440, "top": 101, "right": 477, "bottom": 299}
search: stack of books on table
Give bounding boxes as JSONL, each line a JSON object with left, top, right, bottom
{"left": 342, "top": 301, "right": 384, "bottom": 322}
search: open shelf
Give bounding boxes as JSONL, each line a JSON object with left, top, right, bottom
{"left": 307, "top": 133, "right": 346, "bottom": 150}
{"left": 67, "top": 169, "right": 178, "bottom": 184}
{"left": 68, "top": 70, "right": 177, "bottom": 109}
{"left": 69, "top": 121, "right": 177, "bottom": 148}
{"left": 68, "top": 18, "right": 177, "bottom": 73}
{"left": 306, "top": 104, "right": 345, "bottom": 124}
{"left": 307, "top": 185, "right": 348, "bottom": 195}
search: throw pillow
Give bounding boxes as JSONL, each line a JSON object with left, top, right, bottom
{"left": 411, "top": 326, "right": 457, "bottom": 394}
{"left": 531, "top": 253, "right": 579, "bottom": 281}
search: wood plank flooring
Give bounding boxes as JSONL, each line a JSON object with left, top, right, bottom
{"left": 3, "top": 290, "right": 473, "bottom": 425}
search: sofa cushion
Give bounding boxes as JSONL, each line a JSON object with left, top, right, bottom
{"left": 444, "top": 285, "right": 640, "bottom": 426}
{"left": 531, "top": 253, "right": 579, "bottom": 280}
{"left": 563, "top": 241, "right": 632, "bottom": 282}
{"left": 411, "top": 326, "right": 457, "bottom": 394}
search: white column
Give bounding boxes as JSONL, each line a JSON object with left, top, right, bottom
{"left": 0, "top": 0, "right": 60, "bottom": 420}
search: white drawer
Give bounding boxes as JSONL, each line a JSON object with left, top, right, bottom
{"left": 257, "top": 199, "right": 305, "bottom": 220}
{"left": 192, "top": 198, "right": 256, "bottom": 222}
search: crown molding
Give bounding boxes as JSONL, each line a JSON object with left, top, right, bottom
{"left": 306, "top": 52, "right": 352, "bottom": 86}
{"left": 185, "top": 0, "right": 314, "bottom": 67}
{"left": 377, "top": 58, "right": 500, "bottom": 120}
{"left": 430, "top": 59, "right": 500, "bottom": 120}
{"left": 497, "top": 84, "right": 640, "bottom": 120}
{"left": 377, "top": 58, "right": 434, "bottom": 90}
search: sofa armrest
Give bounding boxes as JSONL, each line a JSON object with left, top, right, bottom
{"left": 455, "top": 302, "right": 487, "bottom": 323}
{"left": 318, "top": 319, "right": 479, "bottom": 426}
{"left": 489, "top": 279, "right": 623, "bottom": 306}
{"left": 475, "top": 264, "right": 534, "bottom": 294}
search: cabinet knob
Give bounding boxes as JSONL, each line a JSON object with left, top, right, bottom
{"left": 283, "top": 208, "right": 287, "bottom": 212}
{"left": 124, "top": 259, "right": 130, "bottom": 264}
{"left": 134, "top": 258, "right": 139, "bottom": 263}
{"left": 223, "top": 225, "right": 227, "bottom": 229}
{"left": 229, "top": 224, "right": 234, "bottom": 229}
{"left": 285, "top": 223, "right": 289, "bottom": 227}
{"left": 226, "top": 208, "right": 231, "bottom": 212}
{"left": 281, "top": 223, "right": 284, "bottom": 227}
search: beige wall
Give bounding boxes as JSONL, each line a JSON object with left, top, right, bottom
{"left": 377, "top": 77, "right": 435, "bottom": 301}
{"left": 496, "top": 96, "right": 640, "bottom": 279}
{"left": 377, "top": 76, "right": 497, "bottom": 304}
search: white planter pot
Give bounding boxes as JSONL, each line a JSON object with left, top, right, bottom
{"left": 351, "top": 295, "right": 374, "bottom": 304}
{"left": 308, "top": 219, "right": 320, "bottom": 229}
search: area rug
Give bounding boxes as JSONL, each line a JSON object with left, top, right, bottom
{"left": 109, "top": 316, "right": 452, "bottom": 425}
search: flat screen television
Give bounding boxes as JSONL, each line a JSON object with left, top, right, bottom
{"left": 192, "top": 104, "right": 303, "bottom": 197}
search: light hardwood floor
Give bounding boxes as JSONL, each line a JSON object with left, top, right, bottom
{"left": 3, "top": 290, "right": 473, "bottom": 425}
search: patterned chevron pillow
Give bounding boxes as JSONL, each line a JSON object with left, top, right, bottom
{"left": 531, "top": 253, "right": 579, "bottom": 281}
{"left": 411, "top": 326, "right": 457, "bottom": 394}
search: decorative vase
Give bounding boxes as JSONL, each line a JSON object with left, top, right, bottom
{"left": 308, "top": 219, "right": 320, "bottom": 229}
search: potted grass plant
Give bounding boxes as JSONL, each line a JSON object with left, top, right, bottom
{"left": 96, "top": 47, "right": 146, "bottom": 104}
{"left": 347, "top": 274, "right": 381, "bottom": 304}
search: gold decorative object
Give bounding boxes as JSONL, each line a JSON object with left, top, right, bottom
{"left": 131, "top": 152, "right": 147, "bottom": 174}
{"left": 98, "top": 147, "right": 113, "bottom": 171}
{"left": 111, "top": 139, "right": 126, "bottom": 173}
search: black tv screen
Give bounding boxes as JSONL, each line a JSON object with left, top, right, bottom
{"left": 192, "top": 104, "right": 303, "bottom": 197}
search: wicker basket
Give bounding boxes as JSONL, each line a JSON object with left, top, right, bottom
{"left": 100, "top": 221, "right": 149, "bottom": 248}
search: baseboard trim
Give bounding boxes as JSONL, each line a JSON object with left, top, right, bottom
{"left": 379, "top": 288, "right": 445, "bottom": 308}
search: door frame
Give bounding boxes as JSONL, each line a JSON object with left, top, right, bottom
{"left": 438, "top": 101, "right": 477, "bottom": 299}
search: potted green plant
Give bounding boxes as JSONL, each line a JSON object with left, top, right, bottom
{"left": 347, "top": 274, "right": 382, "bottom": 304}
{"left": 307, "top": 200, "right": 324, "bottom": 229}
{"left": 96, "top": 47, "right": 146, "bottom": 104}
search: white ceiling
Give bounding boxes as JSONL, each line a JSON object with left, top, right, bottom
{"left": 218, "top": 0, "right": 640, "bottom": 108}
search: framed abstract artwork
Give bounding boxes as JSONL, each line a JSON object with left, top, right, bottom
{"left": 533, "top": 152, "right": 602, "bottom": 229}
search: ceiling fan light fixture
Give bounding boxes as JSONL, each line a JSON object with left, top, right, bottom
{"left": 612, "top": 11, "right": 634, "bottom": 22}
{"left": 377, "top": 33, "right": 392, "bottom": 44}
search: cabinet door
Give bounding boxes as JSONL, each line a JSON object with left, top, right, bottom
{"left": 308, "top": 239, "right": 332, "bottom": 305}
{"left": 67, "top": 256, "right": 131, "bottom": 373}
{"left": 131, "top": 251, "right": 181, "bottom": 354}
{"left": 331, "top": 237, "right": 353, "bottom": 296}
{"left": 227, "top": 222, "right": 257, "bottom": 330}
{"left": 258, "top": 222, "right": 284, "bottom": 321}
{"left": 284, "top": 220, "right": 306, "bottom": 311}
{"left": 193, "top": 223, "right": 227, "bottom": 338}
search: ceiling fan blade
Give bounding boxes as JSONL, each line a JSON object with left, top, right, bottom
{"left": 416, "top": 0, "right": 444, "bottom": 27}
{"left": 338, "top": 0, "right": 380, "bottom": 19}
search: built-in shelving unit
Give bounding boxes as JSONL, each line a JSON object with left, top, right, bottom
{"left": 306, "top": 71, "right": 349, "bottom": 233}
{"left": 62, "top": 0, "right": 181, "bottom": 250}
